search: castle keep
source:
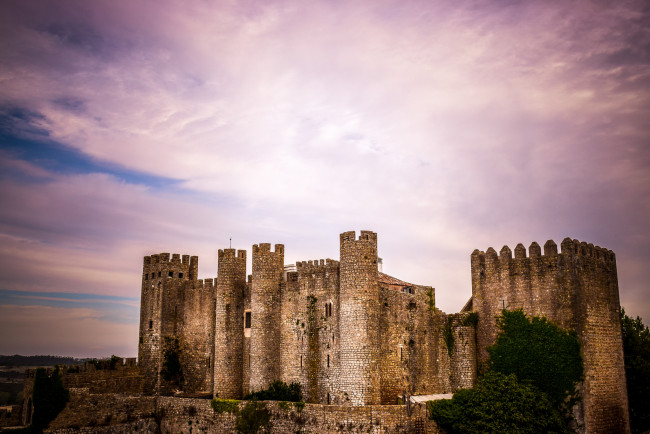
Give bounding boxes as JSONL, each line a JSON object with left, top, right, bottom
{"left": 138, "top": 230, "right": 630, "bottom": 433}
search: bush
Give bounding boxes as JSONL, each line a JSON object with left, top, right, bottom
{"left": 428, "top": 371, "right": 570, "bottom": 434}
{"left": 235, "top": 400, "right": 270, "bottom": 433}
{"left": 243, "top": 380, "right": 302, "bottom": 402}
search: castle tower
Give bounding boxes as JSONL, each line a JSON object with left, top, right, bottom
{"left": 471, "top": 239, "right": 630, "bottom": 433}
{"left": 214, "top": 248, "right": 247, "bottom": 399}
{"left": 339, "top": 231, "right": 380, "bottom": 405}
{"left": 249, "top": 243, "right": 284, "bottom": 392}
{"left": 138, "top": 253, "right": 196, "bottom": 393}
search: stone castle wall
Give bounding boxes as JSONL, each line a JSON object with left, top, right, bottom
{"left": 471, "top": 238, "right": 629, "bottom": 433}
{"left": 45, "top": 391, "right": 441, "bottom": 433}
{"left": 131, "top": 230, "right": 628, "bottom": 432}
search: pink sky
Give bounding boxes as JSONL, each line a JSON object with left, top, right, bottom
{"left": 0, "top": 0, "right": 648, "bottom": 358}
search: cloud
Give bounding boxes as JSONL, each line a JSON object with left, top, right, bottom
{"left": 0, "top": 0, "right": 648, "bottom": 358}
{"left": 0, "top": 304, "right": 138, "bottom": 358}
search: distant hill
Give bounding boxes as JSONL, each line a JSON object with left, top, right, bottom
{"left": 0, "top": 355, "right": 89, "bottom": 367}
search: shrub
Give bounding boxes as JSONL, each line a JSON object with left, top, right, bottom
{"left": 235, "top": 400, "right": 270, "bottom": 433}
{"left": 243, "top": 380, "right": 302, "bottom": 402}
{"left": 428, "top": 371, "right": 570, "bottom": 434}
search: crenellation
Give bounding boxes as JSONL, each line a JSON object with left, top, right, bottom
{"left": 126, "top": 231, "right": 630, "bottom": 433}
{"left": 543, "top": 239, "right": 558, "bottom": 255}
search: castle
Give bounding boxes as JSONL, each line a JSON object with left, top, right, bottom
{"left": 138, "top": 230, "right": 630, "bottom": 433}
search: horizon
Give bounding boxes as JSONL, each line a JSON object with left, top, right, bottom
{"left": 1, "top": 0, "right": 649, "bottom": 358}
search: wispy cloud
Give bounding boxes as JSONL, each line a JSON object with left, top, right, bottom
{"left": 0, "top": 0, "right": 648, "bottom": 356}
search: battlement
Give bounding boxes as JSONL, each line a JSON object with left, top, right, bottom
{"left": 218, "top": 248, "right": 246, "bottom": 260}
{"left": 340, "top": 230, "right": 377, "bottom": 243}
{"left": 471, "top": 238, "right": 616, "bottom": 268}
{"left": 296, "top": 258, "right": 340, "bottom": 274}
{"left": 189, "top": 278, "right": 216, "bottom": 290}
{"left": 252, "top": 243, "right": 284, "bottom": 254}
{"left": 144, "top": 253, "right": 195, "bottom": 265}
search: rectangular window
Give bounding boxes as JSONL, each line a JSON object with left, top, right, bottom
{"left": 327, "top": 354, "right": 330, "bottom": 367}
{"left": 158, "top": 271, "right": 161, "bottom": 277}
{"left": 168, "top": 271, "right": 173, "bottom": 277}
{"left": 178, "top": 272, "right": 183, "bottom": 278}
{"left": 151, "top": 272, "right": 155, "bottom": 279}
{"left": 149, "top": 320, "right": 153, "bottom": 330}
{"left": 245, "top": 311, "right": 252, "bottom": 328}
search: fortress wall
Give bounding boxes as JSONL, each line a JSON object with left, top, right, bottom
{"left": 213, "top": 248, "right": 247, "bottom": 399}
{"left": 250, "top": 243, "right": 284, "bottom": 392}
{"left": 339, "top": 231, "right": 380, "bottom": 405}
{"left": 280, "top": 270, "right": 304, "bottom": 391}
{"left": 471, "top": 238, "right": 629, "bottom": 433}
{"left": 378, "top": 284, "right": 441, "bottom": 403}
{"left": 182, "top": 279, "right": 216, "bottom": 395}
{"left": 290, "top": 259, "right": 341, "bottom": 404}
{"left": 47, "top": 393, "right": 441, "bottom": 433}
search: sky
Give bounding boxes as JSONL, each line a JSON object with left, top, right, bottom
{"left": 0, "top": 0, "right": 648, "bottom": 358}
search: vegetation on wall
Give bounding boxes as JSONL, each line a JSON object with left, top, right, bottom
{"left": 621, "top": 308, "right": 650, "bottom": 433}
{"left": 443, "top": 316, "right": 454, "bottom": 356}
{"left": 429, "top": 310, "right": 583, "bottom": 433}
{"left": 210, "top": 398, "right": 240, "bottom": 414}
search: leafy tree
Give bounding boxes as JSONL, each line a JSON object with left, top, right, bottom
{"left": 429, "top": 310, "right": 583, "bottom": 433}
{"left": 428, "top": 371, "right": 569, "bottom": 434}
{"left": 488, "top": 309, "right": 583, "bottom": 407}
{"left": 31, "top": 367, "right": 70, "bottom": 432}
{"left": 621, "top": 309, "right": 650, "bottom": 433}
{"left": 235, "top": 399, "right": 270, "bottom": 434}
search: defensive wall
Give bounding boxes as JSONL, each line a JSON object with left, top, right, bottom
{"left": 44, "top": 390, "right": 441, "bottom": 433}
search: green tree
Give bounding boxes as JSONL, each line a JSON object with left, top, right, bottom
{"left": 235, "top": 400, "right": 270, "bottom": 434}
{"left": 621, "top": 309, "right": 650, "bottom": 433}
{"left": 428, "top": 371, "right": 569, "bottom": 434}
{"left": 488, "top": 309, "right": 583, "bottom": 407}
{"left": 31, "top": 367, "right": 70, "bottom": 432}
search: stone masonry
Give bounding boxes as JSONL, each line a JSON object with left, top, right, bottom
{"left": 135, "top": 230, "right": 630, "bottom": 433}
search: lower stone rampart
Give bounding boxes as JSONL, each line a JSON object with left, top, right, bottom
{"left": 44, "top": 392, "right": 441, "bottom": 433}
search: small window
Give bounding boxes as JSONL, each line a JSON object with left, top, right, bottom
{"left": 151, "top": 272, "right": 155, "bottom": 279}
{"left": 245, "top": 311, "right": 252, "bottom": 328}
{"left": 300, "top": 355, "right": 303, "bottom": 368}
{"left": 178, "top": 272, "right": 183, "bottom": 278}
{"left": 169, "top": 271, "right": 173, "bottom": 277}
{"left": 158, "top": 271, "right": 161, "bottom": 277}
{"left": 327, "top": 393, "right": 330, "bottom": 404}
{"left": 149, "top": 320, "right": 153, "bottom": 330}
{"left": 327, "top": 354, "right": 330, "bottom": 367}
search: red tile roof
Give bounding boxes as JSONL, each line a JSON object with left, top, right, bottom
{"left": 378, "top": 272, "right": 412, "bottom": 287}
